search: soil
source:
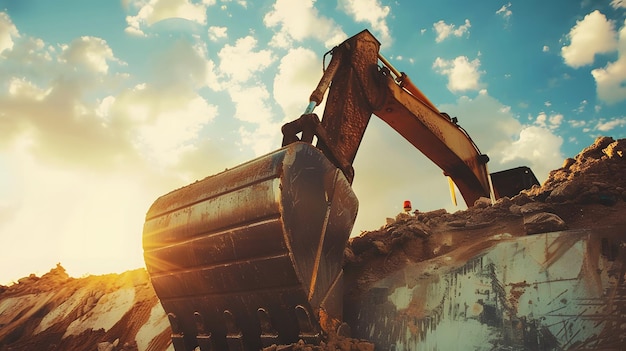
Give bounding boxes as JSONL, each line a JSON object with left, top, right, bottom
{"left": 343, "top": 137, "right": 626, "bottom": 298}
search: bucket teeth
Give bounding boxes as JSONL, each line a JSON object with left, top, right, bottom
{"left": 258, "top": 308, "right": 279, "bottom": 347}
{"left": 194, "top": 311, "right": 206, "bottom": 334}
{"left": 168, "top": 312, "right": 181, "bottom": 333}
{"left": 295, "top": 305, "right": 321, "bottom": 344}
{"left": 196, "top": 334, "right": 213, "bottom": 351}
{"left": 224, "top": 310, "right": 245, "bottom": 351}
{"left": 167, "top": 313, "right": 187, "bottom": 350}
{"left": 194, "top": 312, "right": 213, "bottom": 351}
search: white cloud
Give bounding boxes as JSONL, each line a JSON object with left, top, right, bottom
{"left": 7, "top": 77, "right": 50, "bottom": 100}
{"left": 0, "top": 22, "right": 221, "bottom": 172}
{"left": 595, "top": 117, "right": 626, "bottom": 131}
{"left": 576, "top": 100, "right": 588, "bottom": 113}
{"left": 263, "top": 0, "right": 346, "bottom": 48}
{"left": 593, "top": 62, "right": 626, "bottom": 103}
{"left": 124, "top": 14, "right": 146, "bottom": 36}
{"left": 227, "top": 84, "right": 281, "bottom": 157}
{"left": 534, "top": 112, "right": 563, "bottom": 130}
{"left": 208, "top": 26, "right": 228, "bottom": 41}
{"left": 225, "top": 81, "right": 281, "bottom": 157}
{"left": 561, "top": 10, "right": 617, "bottom": 68}
{"left": 212, "top": 35, "right": 284, "bottom": 157}
{"left": 440, "top": 91, "right": 523, "bottom": 154}
{"left": 549, "top": 114, "right": 563, "bottom": 127}
{"left": 0, "top": 11, "right": 19, "bottom": 54}
{"left": 125, "top": 0, "right": 212, "bottom": 35}
{"left": 433, "top": 19, "right": 471, "bottom": 43}
{"left": 559, "top": 11, "right": 626, "bottom": 103}
{"left": 1, "top": 35, "right": 53, "bottom": 69}
{"left": 496, "top": 3, "right": 512, "bottom": 21}
{"left": 59, "top": 36, "right": 121, "bottom": 74}
{"left": 591, "top": 20, "right": 626, "bottom": 104}
{"left": 149, "top": 0, "right": 210, "bottom": 24}
{"left": 217, "top": 0, "right": 245, "bottom": 9}
{"left": 2, "top": 87, "right": 129, "bottom": 171}
{"left": 611, "top": 0, "right": 626, "bottom": 9}
{"left": 543, "top": 45, "right": 549, "bottom": 52}
{"left": 237, "top": 120, "right": 282, "bottom": 156}
{"left": 273, "top": 47, "right": 320, "bottom": 118}
{"left": 0, "top": 26, "right": 133, "bottom": 170}
{"left": 497, "top": 126, "right": 563, "bottom": 181}
{"left": 338, "top": 0, "right": 392, "bottom": 46}
{"left": 433, "top": 56, "right": 484, "bottom": 92}
{"left": 128, "top": 91, "right": 217, "bottom": 166}
{"left": 217, "top": 36, "right": 275, "bottom": 82}
{"left": 536, "top": 113, "right": 547, "bottom": 126}
{"left": 150, "top": 38, "right": 219, "bottom": 90}
{"left": 227, "top": 85, "right": 272, "bottom": 124}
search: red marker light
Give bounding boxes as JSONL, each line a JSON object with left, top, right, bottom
{"left": 403, "top": 200, "right": 412, "bottom": 212}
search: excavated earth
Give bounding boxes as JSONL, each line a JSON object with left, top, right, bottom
{"left": 344, "top": 136, "right": 626, "bottom": 296}
{"left": 1, "top": 136, "right": 625, "bottom": 351}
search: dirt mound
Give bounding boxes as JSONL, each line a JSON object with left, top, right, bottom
{"left": 344, "top": 136, "right": 626, "bottom": 296}
{"left": 0, "top": 265, "right": 169, "bottom": 351}
{"left": 526, "top": 136, "right": 626, "bottom": 204}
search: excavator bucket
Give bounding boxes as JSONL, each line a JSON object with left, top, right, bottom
{"left": 143, "top": 142, "right": 358, "bottom": 351}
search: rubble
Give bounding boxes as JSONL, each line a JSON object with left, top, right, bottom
{"left": 527, "top": 136, "right": 626, "bottom": 204}
{"left": 522, "top": 211, "right": 567, "bottom": 234}
{"left": 0, "top": 266, "right": 168, "bottom": 351}
{"left": 347, "top": 137, "right": 625, "bottom": 272}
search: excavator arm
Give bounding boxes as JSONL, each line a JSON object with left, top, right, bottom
{"left": 142, "top": 30, "right": 536, "bottom": 351}
{"left": 282, "top": 30, "right": 491, "bottom": 206}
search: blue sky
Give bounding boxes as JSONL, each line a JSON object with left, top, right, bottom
{"left": 1, "top": 0, "right": 625, "bottom": 284}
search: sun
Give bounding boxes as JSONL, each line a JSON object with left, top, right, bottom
{"left": 57, "top": 176, "right": 150, "bottom": 278}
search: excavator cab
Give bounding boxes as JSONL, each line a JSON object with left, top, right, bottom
{"left": 143, "top": 30, "right": 537, "bottom": 350}
{"left": 490, "top": 166, "right": 539, "bottom": 199}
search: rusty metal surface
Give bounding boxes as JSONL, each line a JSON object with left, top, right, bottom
{"left": 306, "top": 29, "right": 493, "bottom": 206}
{"left": 318, "top": 30, "right": 380, "bottom": 168}
{"left": 345, "top": 227, "right": 626, "bottom": 350}
{"left": 143, "top": 142, "right": 358, "bottom": 351}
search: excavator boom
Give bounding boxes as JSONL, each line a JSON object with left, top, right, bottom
{"left": 286, "top": 30, "right": 491, "bottom": 206}
{"left": 142, "top": 30, "right": 537, "bottom": 351}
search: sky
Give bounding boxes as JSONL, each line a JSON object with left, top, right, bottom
{"left": 1, "top": 0, "right": 625, "bottom": 285}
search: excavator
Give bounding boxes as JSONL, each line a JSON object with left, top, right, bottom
{"left": 142, "top": 30, "right": 538, "bottom": 351}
